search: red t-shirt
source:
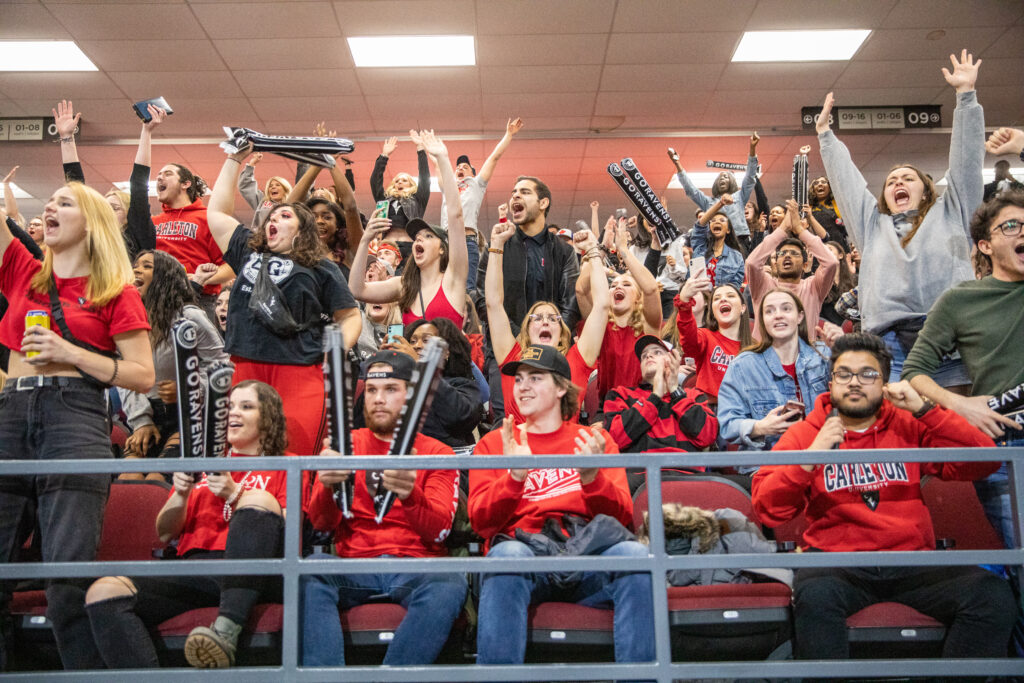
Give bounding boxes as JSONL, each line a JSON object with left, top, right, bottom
{"left": 674, "top": 297, "right": 739, "bottom": 399}
{"left": 468, "top": 421, "right": 632, "bottom": 545}
{"left": 153, "top": 198, "right": 224, "bottom": 296}
{"left": 306, "top": 429, "right": 458, "bottom": 558}
{"left": 0, "top": 239, "right": 149, "bottom": 353}
{"left": 595, "top": 321, "right": 642, "bottom": 406}
{"left": 175, "top": 465, "right": 288, "bottom": 556}
{"left": 501, "top": 343, "right": 594, "bottom": 424}
{"left": 781, "top": 363, "right": 804, "bottom": 408}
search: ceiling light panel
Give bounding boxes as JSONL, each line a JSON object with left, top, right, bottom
{"left": 0, "top": 41, "right": 98, "bottom": 71}
{"left": 347, "top": 35, "right": 475, "bottom": 68}
{"left": 732, "top": 30, "right": 871, "bottom": 62}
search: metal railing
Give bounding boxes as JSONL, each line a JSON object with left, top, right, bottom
{"left": 2, "top": 446, "right": 1022, "bottom": 681}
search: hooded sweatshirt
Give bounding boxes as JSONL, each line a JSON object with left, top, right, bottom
{"left": 752, "top": 393, "right": 997, "bottom": 552}
{"left": 153, "top": 197, "right": 224, "bottom": 295}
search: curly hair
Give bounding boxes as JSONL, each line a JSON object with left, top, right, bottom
{"left": 170, "top": 164, "right": 208, "bottom": 203}
{"left": 248, "top": 202, "right": 326, "bottom": 269}
{"left": 405, "top": 317, "right": 474, "bottom": 380}
{"left": 306, "top": 197, "right": 348, "bottom": 262}
{"left": 136, "top": 250, "right": 197, "bottom": 348}
{"left": 232, "top": 380, "right": 288, "bottom": 455}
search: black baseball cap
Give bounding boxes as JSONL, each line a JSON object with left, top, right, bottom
{"left": 363, "top": 350, "right": 416, "bottom": 381}
{"left": 500, "top": 345, "right": 571, "bottom": 381}
{"left": 405, "top": 218, "right": 448, "bottom": 246}
{"left": 634, "top": 335, "right": 671, "bottom": 360}
{"left": 455, "top": 155, "right": 475, "bottom": 174}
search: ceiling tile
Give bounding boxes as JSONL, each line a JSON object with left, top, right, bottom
{"left": 14, "top": 98, "right": 130, "bottom": 130}
{"left": 854, "top": 27, "right": 1005, "bottom": 61}
{"left": 613, "top": 0, "right": 756, "bottom": 32}
{"left": 744, "top": 0, "right": 896, "bottom": 29}
{"left": 366, "top": 93, "right": 481, "bottom": 118}
{"left": 483, "top": 116, "right": 594, "bottom": 133}
{"left": 330, "top": 0, "right": 476, "bottom": 34}
{"left": 837, "top": 86, "right": 946, "bottom": 107}
{"left": 835, "top": 59, "right": 939, "bottom": 89}
{"left": 705, "top": 88, "right": 828, "bottom": 115}
{"left": 47, "top": 3, "right": 205, "bottom": 40}
{"left": 594, "top": 91, "right": 709, "bottom": 118}
{"left": 882, "top": 0, "right": 1024, "bottom": 28}
{"left": 77, "top": 40, "right": 225, "bottom": 72}
{"left": 356, "top": 67, "right": 479, "bottom": 94}
{"left": 0, "top": 72, "right": 124, "bottom": 100}
{"left": 250, "top": 95, "right": 370, "bottom": 122}
{"left": 190, "top": 2, "right": 340, "bottom": 39}
{"left": 599, "top": 63, "right": 722, "bottom": 92}
{"left": 476, "top": 0, "right": 616, "bottom": 34}
{"left": 370, "top": 116, "right": 483, "bottom": 134}
{"left": 477, "top": 34, "right": 606, "bottom": 66}
{"left": 978, "top": 27, "right": 1024, "bottom": 58}
{"left": 717, "top": 62, "right": 847, "bottom": 91}
{"left": 234, "top": 69, "right": 360, "bottom": 97}
{"left": 107, "top": 70, "right": 244, "bottom": 99}
{"left": 481, "top": 65, "right": 601, "bottom": 93}
{"left": 0, "top": 4, "right": 71, "bottom": 39}
{"left": 605, "top": 32, "right": 739, "bottom": 64}
{"left": 215, "top": 37, "right": 354, "bottom": 70}
{"left": 481, "top": 92, "right": 595, "bottom": 118}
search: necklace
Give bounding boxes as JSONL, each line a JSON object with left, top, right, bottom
{"left": 222, "top": 467, "right": 253, "bottom": 523}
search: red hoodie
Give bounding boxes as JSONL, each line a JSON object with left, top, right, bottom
{"left": 469, "top": 422, "right": 632, "bottom": 545}
{"left": 752, "top": 393, "right": 997, "bottom": 552}
{"left": 153, "top": 197, "right": 224, "bottom": 295}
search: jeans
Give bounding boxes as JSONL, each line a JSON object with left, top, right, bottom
{"left": 0, "top": 380, "right": 112, "bottom": 670}
{"left": 794, "top": 565, "right": 1016, "bottom": 660}
{"left": 299, "top": 553, "right": 467, "bottom": 666}
{"left": 883, "top": 330, "right": 971, "bottom": 387}
{"left": 977, "top": 432, "right": 1024, "bottom": 550}
{"left": 476, "top": 539, "right": 655, "bottom": 664}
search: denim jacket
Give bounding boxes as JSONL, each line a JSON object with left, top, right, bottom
{"left": 717, "top": 339, "right": 831, "bottom": 451}
{"left": 689, "top": 222, "right": 745, "bottom": 290}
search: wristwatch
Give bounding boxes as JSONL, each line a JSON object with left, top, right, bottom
{"left": 912, "top": 397, "right": 936, "bottom": 419}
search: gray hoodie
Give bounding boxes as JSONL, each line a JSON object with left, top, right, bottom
{"left": 818, "top": 90, "right": 984, "bottom": 334}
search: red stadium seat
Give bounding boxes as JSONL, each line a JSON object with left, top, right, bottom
{"left": 156, "top": 603, "right": 282, "bottom": 661}
{"left": 341, "top": 602, "right": 408, "bottom": 647}
{"left": 633, "top": 476, "right": 793, "bottom": 661}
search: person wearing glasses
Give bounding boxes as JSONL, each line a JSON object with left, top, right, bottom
{"left": 752, "top": 332, "right": 1013, "bottom": 665}
{"left": 902, "top": 192, "right": 1024, "bottom": 548}
{"left": 744, "top": 199, "right": 838, "bottom": 339}
{"left": 485, "top": 218, "right": 610, "bottom": 423}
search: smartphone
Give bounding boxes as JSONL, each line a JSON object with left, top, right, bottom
{"left": 684, "top": 357, "right": 695, "bottom": 367}
{"left": 132, "top": 96, "right": 173, "bottom": 122}
{"left": 387, "top": 323, "right": 404, "bottom": 343}
{"left": 375, "top": 200, "right": 389, "bottom": 218}
{"left": 783, "top": 400, "right": 805, "bottom": 415}
{"left": 689, "top": 256, "right": 706, "bottom": 278}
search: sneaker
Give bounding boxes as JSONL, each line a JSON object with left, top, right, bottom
{"left": 184, "top": 615, "right": 242, "bottom": 668}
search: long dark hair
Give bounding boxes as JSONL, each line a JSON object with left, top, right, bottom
{"left": 306, "top": 197, "right": 349, "bottom": 263}
{"left": 703, "top": 282, "right": 753, "bottom": 348}
{"left": 248, "top": 202, "right": 326, "bottom": 268}
{"left": 824, "top": 240, "right": 857, "bottom": 303}
{"left": 405, "top": 317, "right": 474, "bottom": 380}
{"left": 397, "top": 236, "right": 449, "bottom": 313}
{"left": 232, "top": 380, "right": 288, "bottom": 456}
{"left": 137, "top": 250, "right": 197, "bottom": 348}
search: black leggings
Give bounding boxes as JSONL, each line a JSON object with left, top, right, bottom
{"left": 86, "top": 507, "right": 283, "bottom": 669}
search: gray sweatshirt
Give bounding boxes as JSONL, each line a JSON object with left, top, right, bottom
{"left": 818, "top": 90, "right": 984, "bottom": 334}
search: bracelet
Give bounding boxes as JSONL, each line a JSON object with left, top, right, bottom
{"left": 59, "top": 135, "right": 74, "bottom": 144}
{"left": 108, "top": 358, "right": 119, "bottom": 385}
{"left": 488, "top": 247, "right": 504, "bottom": 255}
{"left": 912, "top": 397, "right": 936, "bottom": 420}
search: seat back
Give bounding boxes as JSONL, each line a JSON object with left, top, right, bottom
{"left": 921, "top": 477, "right": 1004, "bottom": 550}
{"left": 632, "top": 475, "right": 757, "bottom": 532}
{"left": 97, "top": 480, "right": 170, "bottom": 561}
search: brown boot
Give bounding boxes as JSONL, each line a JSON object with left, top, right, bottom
{"left": 184, "top": 615, "right": 242, "bottom": 668}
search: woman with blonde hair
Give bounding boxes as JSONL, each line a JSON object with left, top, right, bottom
{"left": 370, "top": 131, "right": 431, "bottom": 252}
{"left": 485, "top": 216, "right": 610, "bottom": 423}
{"left": 0, "top": 182, "right": 154, "bottom": 669}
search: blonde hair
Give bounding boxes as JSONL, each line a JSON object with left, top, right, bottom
{"left": 263, "top": 176, "right": 292, "bottom": 201}
{"left": 608, "top": 273, "right": 645, "bottom": 336}
{"left": 385, "top": 172, "right": 418, "bottom": 198}
{"left": 516, "top": 301, "right": 572, "bottom": 354}
{"left": 31, "top": 183, "right": 134, "bottom": 306}
{"left": 104, "top": 189, "right": 130, "bottom": 223}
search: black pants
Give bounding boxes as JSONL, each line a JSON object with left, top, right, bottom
{"left": 0, "top": 380, "right": 111, "bottom": 670}
{"left": 793, "top": 565, "right": 1016, "bottom": 660}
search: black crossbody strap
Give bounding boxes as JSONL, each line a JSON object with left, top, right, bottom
{"left": 48, "top": 276, "right": 117, "bottom": 387}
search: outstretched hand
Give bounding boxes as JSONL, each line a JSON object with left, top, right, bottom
{"left": 52, "top": 100, "right": 81, "bottom": 139}
{"left": 381, "top": 136, "right": 398, "bottom": 157}
{"left": 815, "top": 92, "right": 834, "bottom": 135}
{"left": 418, "top": 129, "right": 446, "bottom": 157}
{"left": 942, "top": 49, "right": 981, "bottom": 93}
{"left": 506, "top": 117, "right": 524, "bottom": 136}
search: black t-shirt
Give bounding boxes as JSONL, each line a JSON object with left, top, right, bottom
{"left": 223, "top": 225, "right": 356, "bottom": 365}
{"left": 524, "top": 229, "right": 547, "bottom": 305}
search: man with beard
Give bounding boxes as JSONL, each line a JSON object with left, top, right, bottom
{"left": 499, "top": 176, "right": 579, "bottom": 334}
{"left": 752, "top": 332, "right": 1014, "bottom": 663}
{"left": 300, "top": 349, "right": 467, "bottom": 667}
{"left": 744, "top": 199, "right": 837, "bottom": 338}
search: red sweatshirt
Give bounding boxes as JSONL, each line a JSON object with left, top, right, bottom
{"left": 307, "top": 429, "right": 458, "bottom": 558}
{"left": 468, "top": 422, "right": 632, "bottom": 543}
{"left": 674, "top": 295, "right": 740, "bottom": 399}
{"left": 603, "top": 385, "right": 718, "bottom": 459}
{"left": 153, "top": 198, "right": 224, "bottom": 295}
{"left": 752, "top": 393, "right": 997, "bottom": 552}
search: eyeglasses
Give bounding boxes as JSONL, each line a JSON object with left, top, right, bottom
{"left": 776, "top": 249, "right": 803, "bottom": 258}
{"left": 831, "top": 369, "right": 882, "bottom": 384}
{"left": 529, "top": 313, "right": 562, "bottom": 324}
{"left": 992, "top": 219, "right": 1023, "bottom": 237}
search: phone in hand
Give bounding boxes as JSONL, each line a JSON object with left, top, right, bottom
{"left": 374, "top": 200, "right": 389, "bottom": 219}
{"left": 689, "top": 256, "right": 706, "bottom": 279}
{"left": 387, "top": 323, "right": 404, "bottom": 344}
{"left": 783, "top": 399, "right": 805, "bottom": 416}
{"left": 132, "top": 96, "right": 173, "bottom": 122}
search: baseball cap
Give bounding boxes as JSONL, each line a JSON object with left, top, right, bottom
{"left": 634, "top": 335, "right": 671, "bottom": 360}
{"left": 363, "top": 350, "right": 416, "bottom": 381}
{"left": 556, "top": 228, "right": 572, "bottom": 239}
{"left": 455, "top": 155, "right": 476, "bottom": 174}
{"left": 500, "top": 344, "right": 572, "bottom": 381}
{"left": 405, "top": 218, "right": 448, "bottom": 246}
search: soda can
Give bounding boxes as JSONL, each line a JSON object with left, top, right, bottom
{"left": 24, "top": 310, "right": 50, "bottom": 359}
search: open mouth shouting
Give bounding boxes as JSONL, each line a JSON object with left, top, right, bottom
{"left": 892, "top": 186, "right": 911, "bottom": 210}
{"left": 717, "top": 301, "right": 733, "bottom": 318}
{"left": 510, "top": 200, "right": 526, "bottom": 221}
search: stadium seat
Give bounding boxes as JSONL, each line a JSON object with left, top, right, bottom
{"left": 155, "top": 603, "right": 282, "bottom": 665}
{"left": 526, "top": 602, "right": 615, "bottom": 662}
{"left": 632, "top": 476, "right": 793, "bottom": 661}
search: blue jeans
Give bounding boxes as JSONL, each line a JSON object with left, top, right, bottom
{"left": 476, "top": 539, "right": 655, "bottom": 664}
{"left": 883, "top": 330, "right": 971, "bottom": 387}
{"left": 299, "top": 553, "right": 467, "bottom": 666}
{"left": 977, "top": 433, "right": 1024, "bottom": 550}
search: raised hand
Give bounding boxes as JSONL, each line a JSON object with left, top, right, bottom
{"left": 986, "top": 127, "right": 1024, "bottom": 157}
{"left": 418, "top": 129, "right": 446, "bottom": 157}
{"left": 247, "top": 152, "right": 263, "bottom": 167}
{"left": 52, "top": 100, "right": 81, "bottom": 139}
{"left": 3, "top": 166, "right": 18, "bottom": 184}
{"left": 942, "top": 49, "right": 981, "bottom": 93}
{"left": 573, "top": 228, "right": 598, "bottom": 253}
{"left": 381, "top": 136, "right": 398, "bottom": 157}
{"left": 144, "top": 104, "right": 167, "bottom": 131}
{"left": 815, "top": 92, "right": 834, "bottom": 135}
{"left": 408, "top": 128, "right": 424, "bottom": 150}
{"left": 490, "top": 219, "right": 516, "bottom": 247}
{"left": 680, "top": 274, "right": 712, "bottom": 302}
{"left": 749, "top": 131, "right": 760, "bottom": 155}
{"left": 590, "top": 200, "right": 599, "bottom": 210}
{"left": 507, "top": 117, "right": 524, "bottom": 136}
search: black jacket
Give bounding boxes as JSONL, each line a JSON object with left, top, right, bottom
{"left": 370, "top": 151, "right": 431, "bottom": 233}
{"left": 501, "top": 227, "right": 580, "bottom": 335}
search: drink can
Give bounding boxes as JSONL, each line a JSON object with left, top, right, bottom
{"left": 25, "top": 310, "right": 50, "bottom": 359}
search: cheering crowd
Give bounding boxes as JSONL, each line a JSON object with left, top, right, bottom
{"left": 0, "top": 49, "right": 1022, "bottom": 672}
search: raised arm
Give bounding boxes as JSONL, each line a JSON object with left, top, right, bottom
{"left": 237, "top": 153, "right": 264, "bottom": 210}
{"left": 52, "top": 100, "right": 81, "bottom": 166}
{"left": 206, "top": 147, "right": 251, "bottom": 254}
{"left": 125, "top": 105, "right": 165, "bottom": 253}
{"left": 0, "top": 206, "right": 12, "bottom": 259}
{"left": 422, "top": 130, "right": 468, "bottom": 302}
{"left": 328, "top": 156, "right": 364, "bottom": 252}
{"left": 667, "top": 148, "right": 712, "bottom": 211}
{"left": 736, "top": 133, "right": 760, "bottom": 204}
{"left": 2, "top": 167, "right": 20, "bottom": 225}
{"left": 615, "top": 223, "right": 662, "bottom": 332}
{"left": 286, "top": 164, "right": 319, "bottom": 204}
{"left": 575, "top": 230, "right": 611, "bottom": 366}
{"left": 477, "top": 117, "right": 523, "bottom": 183}
{"left": 484, "top": 218, "right": 518, "bottom": 362}
{"left": 940, "top": 49, "right": 985, "bottom": 238}
{"left": 370, "top": 137, "right": 396, "bottom": 202}
{"left": 346, "top": 211, "right": 403, "bottom": 304}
